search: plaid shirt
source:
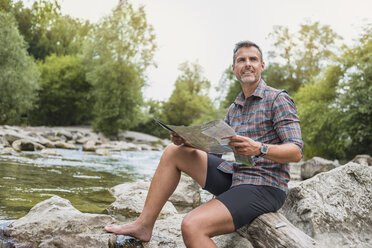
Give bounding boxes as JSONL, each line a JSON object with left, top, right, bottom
{"left": 219, "top": 80, "right": 303, "bottom": 193}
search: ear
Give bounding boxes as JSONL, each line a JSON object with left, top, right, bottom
{"left": 232, "top": 63, "right": 236, "bottom": 74}
{"left": 261, "top": 61, "right": 265, "bottom": 71}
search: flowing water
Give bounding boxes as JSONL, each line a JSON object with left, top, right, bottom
{"left": 0, "top": 148, "right": 162, "bottom": 220}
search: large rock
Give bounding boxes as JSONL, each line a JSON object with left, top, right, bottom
{"left": 169, "top": 175, "right": 201, "bottom": 207}
{"left": 40, "top": 148, "right": 61, "bottom": 156}
{"left": 107, "top": 180, "right": 178, "bottom": 219}
{"left": 213, "top": 232, "right": 253, "bottom": 248}
{"left": 3, "top": 130, "right": 30, "bottom": 144}
{"left": 4, "top": 196, "right": 116, "bottom": 248}
{"left": 2, "top": 129, "right": 51, "bottom": 148}
{"left": 0, "top": 135, "right": 9, "bottom": 147}
{"left": 146, "top": 213, "right": 253, "bottom": 248}
{"left": 300, "top": 156, "right": 338, "bottom": 180}
{"left": 55, "top": 141, "right": 78, "bottom": 150}
{"left": 56, "top": 130, "right": 73, "bottom": 140}
{"left": 0, "top": 147, "right": 16, "bottom": 155}
{"left": 83, "top": 139, "right": 97, "bottom": 152}
{"left": 118, "top": 131, "right": 162, "bottom": 144}
{"left": 281, "top": 162, "right": 372, "bottom": 248}
{"left": 12, "top": 139, "right": 45, "bottom": 152}
{"left": 96, "top": 148, "right": 111, "bottom": 156}
{"left": 351, "top": 154, "right": 372, "bottom": 166}
{"left": 289, "top": 161, "right": 303, "bottom": 181}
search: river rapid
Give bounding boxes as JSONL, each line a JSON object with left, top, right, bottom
{"left": 0, "top": 148, "right": 162, "bottom": 220}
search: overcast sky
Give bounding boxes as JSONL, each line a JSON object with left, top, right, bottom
{"left": 36, "top": 0, "right": 372, "bottom": 101}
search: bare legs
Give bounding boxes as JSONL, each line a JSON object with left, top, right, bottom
{"left": 105, "top": 144, "right": 235, "bottom": 247}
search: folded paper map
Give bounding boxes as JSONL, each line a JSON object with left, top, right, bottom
{"left": 155, "top": 119, "right": 253, "bottom": 166}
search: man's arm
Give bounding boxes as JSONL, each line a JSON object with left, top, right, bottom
{"left": 225, "top": 135, "right": 302, "bottom": 164}
{"left": 263, "top": 142, "right": 302, "bottom": 163}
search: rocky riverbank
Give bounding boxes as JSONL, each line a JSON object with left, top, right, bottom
{"left": 0, "top": 125, "right": 170, "bottom": 156}
{"left": 1, "top": 126, "right": 371, "bottom": 247}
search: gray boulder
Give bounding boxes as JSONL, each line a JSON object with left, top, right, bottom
{"left": 55, "top": 141, "right": 78, "bottom": 150}
{"left": 0, "top": 147, "right": 16, "bottom": 155}
{"left": 12, "top": 139, "right": 45, "bottom": 152}
{"left": 351, "top": 154, "right": 372, "bottom": 166}
{"left": 3, "top": 131, "right": 28, "bottom": 144}
{"left": 213, "top": 232, "right": 253, "bottom": 248}
{"left": 83, "top": 139, "right": 97, "bottom": 152}
{"left": 289, "top": 161, "right": 303, "bottom": 181}
{"left": 56, "top": 130, "right": 73, "bottom": 140}
{"left": 96, "top": 148, "right": 111, "bottom": 156}
{"left": 4, "top": 196, "right": 116, "bottom": 248}
{"left": 169, "top": 175, "right": 201, "bottom": 207}
{"left": 301, "top": 156, "right": 338, "bottom": 180}
{"left": 147, "top": 213, "right": 253, "bottom": 248}
{"left": 3, "top": 130, "right": 43, "bottom": 146}
{"left": 0, "top": 135, "right": 9, "bottom": 147}
{"left": 40, "top": 148, "right": 61, "bottom": 156}
{"left": 281, "top": 162, "right": 372, "bottom": 248}
{"left": 107, "top": 180, "right": 178, "bottom": 219}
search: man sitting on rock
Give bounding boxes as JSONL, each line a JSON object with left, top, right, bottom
{"left": 105, "top": 40, "right": 303, "bottom": 247}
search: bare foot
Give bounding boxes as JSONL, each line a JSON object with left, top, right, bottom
{"left": 104, "top": 221, "right": 153, "bottom": 242}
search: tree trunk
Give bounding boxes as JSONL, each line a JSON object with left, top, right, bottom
{"left": 236, "top": 212, "right": 321, "bottom": 248}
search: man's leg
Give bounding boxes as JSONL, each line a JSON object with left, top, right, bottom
{"left": 105, "top": 144, "right": 210, "bottom": 241}
{"left": 181, "top": 199, "right": 235, "bottom": 248}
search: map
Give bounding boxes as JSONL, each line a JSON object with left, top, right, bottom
{"left": 155, "top": 119, "right": 254, "bottom": 166}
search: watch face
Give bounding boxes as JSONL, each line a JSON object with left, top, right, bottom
{"left": 261, "top": 144, "right": 268, "bottom": 154}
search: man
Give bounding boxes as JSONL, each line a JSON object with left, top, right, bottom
{"left": 105, "top": 41, "right": 303, "bottom": 247}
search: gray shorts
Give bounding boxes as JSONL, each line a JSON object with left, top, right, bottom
{"left": 202, "top": 154, "right": 286, "bottom": 229}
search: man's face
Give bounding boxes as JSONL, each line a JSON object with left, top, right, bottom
{"left": 232, "top": 46, "right": 265, "bottom": 85}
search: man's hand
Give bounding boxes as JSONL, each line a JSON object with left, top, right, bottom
{"left": 223, "top": 135, "right": 261, "bottom": 156}
{"left": 170, "top": 132, "right": 186, "bottom": 146}
{"left": 170, "top": 132, "right": 197, "bottom": 148}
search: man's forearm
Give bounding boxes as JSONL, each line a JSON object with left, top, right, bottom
{"left": 263, "top": 143, "right": 302, "bottom": 163}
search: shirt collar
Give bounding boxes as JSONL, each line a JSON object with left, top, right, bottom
{"left": 233, "top": 79, "right": 266, "bottom": 106}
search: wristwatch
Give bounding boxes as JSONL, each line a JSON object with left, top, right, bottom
{"left": 257, "top": 143, "right": 268, "bottom": 157}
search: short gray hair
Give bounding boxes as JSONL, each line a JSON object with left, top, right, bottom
{"left": 233, "top": 41, "right": 263, "bottom": 64}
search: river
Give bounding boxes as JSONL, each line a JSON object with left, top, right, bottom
{"left": 0, "top": 148, "right": 162, "bottom": 220}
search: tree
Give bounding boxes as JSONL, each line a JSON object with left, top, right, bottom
{"left": 335, "top": 24, "right": 372, "bottom": 159}
{"left": 29, "top": 54, "right": 92, "bottom": 125}
{"left": 0, "top": 11, "right": 39, "bottom": 124}
{"left": 294, "top": 23, "right": 372, "bottom": 160}
{"left": 294, "top": 65, "right": 344, "bottom": 159}
{"left": 83, "top": 2, "right": 156, "bottom": 135}
{"left": 131, "top": 99, "right": 169, "bottom": 139}
{"left": 265, "top": 21, "right": 341, "bottom": 93}
{"left": 3, "top": 0, "right": 91, "bottom": 60}
{"left": 162, "top": 62, "right": 218, "bottom": 126}
{"left": 218, "top": 66, "right": 240, "bottom": 109}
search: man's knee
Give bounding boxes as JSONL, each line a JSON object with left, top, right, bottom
{"left": 163, "top": 143, "right": 199, "bottom": 160}
{"left": 181, "top": 213, "right": 203, "bottom": 238}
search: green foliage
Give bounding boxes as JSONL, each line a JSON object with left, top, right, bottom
{"left": 266, "top": 21, "right": 341, "bottom": 93}
{"left": 0, "top": 0, "right": 12, "bottom": 11}
{"left": 295, "top": 24, "right": 372, "bottom": 160}
{"left": 0, "top": 11, "right": 39, "bottom": 124}
{"left": 335, "top": 24, "right": 372, "bottom": 159}
{"left": 18, "top": 0, "right": 61, "bottom": 60}
{"left": 83, "top": 3, "right": 156, "bottom": 135}
{"left": 131, "top": 100, "right": 169, "bottom": 139}
{"left": 29, "top": 54, "right": 92, "bottom": 125}
{"left": 219, "top": 66, "right": 241, "bottom": 109}
{"left": 4, "top": 0, "right": 91, "bottom": 60}
{"left": 295, "top": 65, "right": 344, "bottom": 159}
{"left": 162, "top": 62, "right": 218, "bottom": 126}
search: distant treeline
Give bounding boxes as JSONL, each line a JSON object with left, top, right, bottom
{"left": 0, "top": 0, "right": 371, "bottom": 161}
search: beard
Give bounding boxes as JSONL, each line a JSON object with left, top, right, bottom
{"left": 237, "top": 71, "right": 260, "bottom": 85}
